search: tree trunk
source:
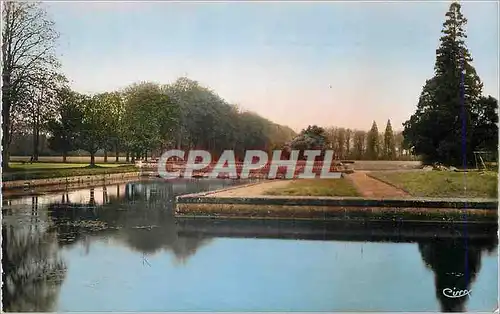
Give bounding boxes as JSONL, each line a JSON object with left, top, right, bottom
{"left": 2, "top": 149, "right": 10, "bottom": 169}
{"left": 90, "top": 153, "right": 96, "bottom": 166}
{"left": 2, "top": 75, "right": 12, "bottom": 170}
{"left": 126, "top": 152, "right": 130, "bottom": 162}
{"left": 145, "top": 151, "right": 148, "bottom": 161}
{"left": 63, "top": 152, "right": 67, "bottom": 163}
{"left": 32, "top": 93, "right": 42, "bottom": 162}
{"left": 131, "top": 152, "right": 135, "bottom": 163}
{"left": 33, "top": 123, "right": 40, "bottom": 162}
{"left": 104, "top": 149, "right": 108, "bottom": 163}
{"left": 115, "top": 148, "right": 119, "bottom": 162}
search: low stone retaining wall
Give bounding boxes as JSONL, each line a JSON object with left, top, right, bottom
{"left": 176, "top": 218, "right": 498, "bottom": 242}
{"left": 175, "top": 203, "right": 497, "bottom": 223}
{"left": 2, "top": 171, "right": 141, "bottom": 190}
{"left": 175, "top": 188, "right": 498, "bottom": 222}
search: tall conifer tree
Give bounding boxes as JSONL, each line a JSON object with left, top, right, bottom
{"left": 403, "top": 2, "right": 495, "bottom": 166}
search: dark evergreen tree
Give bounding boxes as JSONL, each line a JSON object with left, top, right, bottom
{"left": 383, "top": 119, "right": 396, "bottom": 160}
{"left": 471, "top": 95, "right": 498, "bottom": 152}
{"left": 403, "top": 2, "right": 495, "bottom": 166}
{"left": 366, "top": 121, "right": 379, "bottom": 160}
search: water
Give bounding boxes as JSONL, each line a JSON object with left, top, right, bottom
{"left": 2, "top": 178, "right": 498, "bottom": 312}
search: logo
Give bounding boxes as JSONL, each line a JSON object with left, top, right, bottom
{"left": 157, "top": 149, "right": 343, "bottom": 180}
{"left": 442, "top": 288, "right": 472, "bottom": 299}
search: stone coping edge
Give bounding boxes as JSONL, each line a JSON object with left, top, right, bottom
{"left": 174, "top": 203, "right": 497, "bottom": 223}
{"left": 2, "top": 171, "right": 141, "bottom": 189}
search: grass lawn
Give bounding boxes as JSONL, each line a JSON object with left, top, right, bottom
{"left": 10, "top": 156, "right": 131, "bottom": 163}
{"left": 264, "top": 178, "right": 361, "bottom": 197}
{"left": 369, "top": 171, "right": 498, "bottom": 199}
{"left": 8, "top": 162, "right": 126, "bottom": 171}
{"left": 2, "top": 162, "right": 139, "bottom": 181}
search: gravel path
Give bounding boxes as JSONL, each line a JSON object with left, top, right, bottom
{"left": 345, "top": 171, "right": 409, "bottom": 198}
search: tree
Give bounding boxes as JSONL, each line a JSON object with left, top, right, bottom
{"left": 79, "top": 95, "right": 108, "bottom": 166}
{"left": 94, "top": 92, "right": 124, "bottom": 162}
{"left": 403, "top": 2, "right": 487, "bottom": 166}
{"left": 325, "top": 127, "right": 337, "bottom": 153}
{"left": 290, "top": 125, "right": 328, "bottom": 159}
{"left": 394, "top": 131, "right": 405, "bottom": 158}
{"left": 345, "top": 129, "right": 352, "bottom": 159}
{"left": 47, "top": 88, "right": 83, "bottom": 162}
{"left": 366, "top": 121, "right": 379, "bottom": 160}
{"left": 471, "top": 95, "right": 498, "bottom": 152}
{"left": 2, "top": 2, "right": 60, "bottom": 169}
{"left": 163, "top": 77, "right": 292, "bottom": 160}
{"left": 336, "top": 128, "right": 346, "bottom": 159}
{"left": 122, "top": 82, "right": 178, "bottom": 160}
{"left": 353, "top": 131, "right": 366, "bottom": 160}
{"left": 268, "top": 124, "right": 296, "bottom": 154}
{"left": 236, "top": 111, "right": 271, "bottom": 156}
{"left": 22, "top": 72, "right": 67, "bottom": 161}
{"left": 108, "top": 92, "right": 126, "bottom": 162}
{"left": 383, "top": 119, "right": 396, "bottom": 160}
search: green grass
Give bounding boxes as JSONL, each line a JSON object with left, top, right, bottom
{"left": 369, "top": 171, "right": 498, "bottom": 199}
{"left": 2, "top": 163, "right": 139, "bottom": 181}
{"left": 7, "top": 162, "right": 126, "bottom": 171}
{"left": 10, "top": 156, "right": 132, "bottom": 163}
{"left": 264, "top": 178, "right": 361, "bottom": 197}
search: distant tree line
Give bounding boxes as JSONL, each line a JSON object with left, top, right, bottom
{"left": 8, "top": 78, "right": 297, "bottom": 166}
{"left": 287, "top": 120, "right": 413, "bottom": 161}
{"left": 4, "top": 2, "right": 496, "bottom": 169}
{"left": 2, "top": 3, "right": 297, "bottom": 168}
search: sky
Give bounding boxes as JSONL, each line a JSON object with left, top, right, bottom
{"left": 46, "top": 1, "right": 499, "bottom": 132}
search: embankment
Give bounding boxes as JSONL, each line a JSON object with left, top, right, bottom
{"left": 175, "top": 182, "right": 498, "bottom": 223}
{"left": 2, "top": 171, "right": 142, "bottom": 190}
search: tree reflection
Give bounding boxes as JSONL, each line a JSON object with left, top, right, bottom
{"left": 6, "top": 178, "right": 495, "bottom": 312}
{"left": 418, "top": 237, "right": 498, "bottom": 312}
{"left": 2, "top": 223, "right": 67, "bottom": 312}
{"left": 46, "top": 180, "right": 217, "bottom": 263}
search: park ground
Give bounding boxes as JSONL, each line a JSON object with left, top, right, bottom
{"left": 212, "top": 170, "right": 497, "bottom": 199}
{"left": 2, "top": 157, "right": 138, "bottom": 182}
{"left": 2, "top": 157, "right": 497, "bottom": 199}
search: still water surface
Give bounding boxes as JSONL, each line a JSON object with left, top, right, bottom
{"left": 2, "top": 179, "right": 498, "bottom": 312}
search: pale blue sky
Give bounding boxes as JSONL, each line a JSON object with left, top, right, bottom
{"left": 46, "top": 1, "right": 498, "bottom": 132}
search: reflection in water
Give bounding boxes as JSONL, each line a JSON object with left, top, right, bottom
{"left": 418, "top": 238, "right": 497, "bottom": 312}
{"left": 1, "top": 178, "right": 498, "bottom": 312}
{"left": 45, "top": 179, "right": 239, "bottom": 260}
{"left": 2, "top": 222, "right": 67, "bottom": 312}
{"left": 2, "top": 179, "right": 240, "bottom": 312}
